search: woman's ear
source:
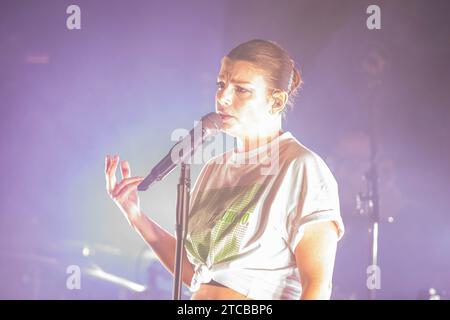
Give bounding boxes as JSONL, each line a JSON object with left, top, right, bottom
{"left": 271, "top": 90, "right": 289, "bottom": 114}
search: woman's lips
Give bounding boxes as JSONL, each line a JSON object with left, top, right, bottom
{"left": 219, "top": 113, "right": 235, "bottom": 121}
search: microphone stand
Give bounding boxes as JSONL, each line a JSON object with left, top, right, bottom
{"left": 366, "top": 108, "right": 380, "bottom": 301}
{"left": 356, "top": 128, "right": 380, "bottom": 300}
{"left": 173, "top": 162, "right": 190, "bottom": 300}
{"left": 355, "top": 45, "right": 387, "bottom": 300}
{"left": 356, "top": 79, "right": 382, "bottom": 300}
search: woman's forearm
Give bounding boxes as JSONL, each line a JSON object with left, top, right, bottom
{"left": 300, "top": 281, "right": 332, "bottom": 300}
{"left": 129, "top": 211, "right": 195, "bottom": 288}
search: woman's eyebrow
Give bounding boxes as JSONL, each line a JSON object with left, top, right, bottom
{"left": 231, "top": 79, "right": 252, "bottom": 85}
{"left": 217, "top": 74, "right": 253, "bottom": 86}
{"left": 216, "top": 76, "right": 253, "bottom": 86}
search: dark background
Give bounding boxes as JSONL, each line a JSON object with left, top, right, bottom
{"left": 0, "top": 0, "right": 449, "bottom": 299}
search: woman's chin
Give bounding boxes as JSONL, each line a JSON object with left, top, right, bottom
{"left": 221, "top": 126, "right": 238, "bottom": 137}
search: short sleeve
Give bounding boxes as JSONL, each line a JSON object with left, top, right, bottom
{"left": 286, "top": 153, "right": 345, "bottom": 253}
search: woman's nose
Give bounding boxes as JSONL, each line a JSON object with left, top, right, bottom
{"left": 217, "top": 87, "right": 233, "bottom": 107}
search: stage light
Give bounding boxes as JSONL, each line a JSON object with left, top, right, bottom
{"left": 82, "top": 246, "right": 90, "bottom": 257}
{"left": 85, "top": 265, "right": 147, "bottom": 293}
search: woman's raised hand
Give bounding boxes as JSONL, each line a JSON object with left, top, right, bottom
{"left": 105, "top": 154, "right": 144, "bottom": 225}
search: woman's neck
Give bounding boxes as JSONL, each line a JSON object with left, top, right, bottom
{"left": 236, "top": 128, "right": 284, "bottom": 153}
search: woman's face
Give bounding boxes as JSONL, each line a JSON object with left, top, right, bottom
{"left": 215, "top": 57, "right": 276, "bottom": 138}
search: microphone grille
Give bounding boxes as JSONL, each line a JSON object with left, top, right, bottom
{"left": 201, "top": 112, "right": 223, "bottom": 133}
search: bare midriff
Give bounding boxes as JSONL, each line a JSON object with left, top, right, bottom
{"left": 190, "top": 283, "right": 253, "bottom": 300}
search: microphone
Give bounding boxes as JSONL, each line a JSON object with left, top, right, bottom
{"left": 137, "top": 112, "right": 223, "bottom": 191}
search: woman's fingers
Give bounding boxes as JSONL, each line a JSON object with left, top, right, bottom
{"left": 113, "top": 178, "right": 145, "bottom": 203}
{"left": 107, "top": 155, "right": 120, "bottom": 193}
{"left": 105, "top": 155, "right": 116, "bottom": 192}
{"left": 111, "top": 176, "right": 144, "bottom": 199}
{"left": 116, "top": 179, "right": 144, "bottom": 203}
{"left": 120, "top": 160, "right": 140, "bottom": 203}
{"left": 105, "top": 154, "right": 120, "bottom": 195}
{"left": 121, "top": 160, "right": 131, "bottom": 179}
{"left": 106, "top": 155, "right": 143, "bottom": 206}
{"left": 105, "top": 155, "right": 111, "bottom": 190}
{"left": 105, "top": 155, "right": 110, "bottom": 173}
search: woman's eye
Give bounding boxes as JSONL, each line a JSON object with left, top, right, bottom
{"left": 216, "top": 81, "right": 225, "bottom": 90}
{"left": 216, "top": 82, "right": 249, "bottom": 94}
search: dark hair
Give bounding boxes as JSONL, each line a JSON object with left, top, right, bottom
{"left": 225, "top": 39, "right": 303, "bottom": 111}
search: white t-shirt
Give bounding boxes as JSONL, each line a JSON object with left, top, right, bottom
{"left": 185, "top": 131, "right": 344, "bottom": 299}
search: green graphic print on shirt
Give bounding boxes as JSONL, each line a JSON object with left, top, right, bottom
{"left": 186, "top": 183, "right": 264, "bottom": 266}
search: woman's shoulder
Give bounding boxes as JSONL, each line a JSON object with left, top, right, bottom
{"left": 279, "top": 132, "right": 321, "bottom": 164}
{"left": 279, "top": 133, "right": 336, "bottom": 179}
